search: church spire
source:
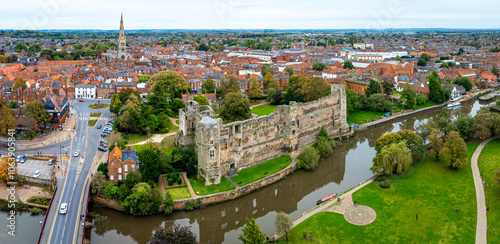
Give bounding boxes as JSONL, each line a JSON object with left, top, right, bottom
{"left": 117, "top": 13, "right": 127, "bottom": 59}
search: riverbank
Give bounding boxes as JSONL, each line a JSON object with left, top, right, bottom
{"left": 280, "top": 142, "right": 481, "bottom": 243}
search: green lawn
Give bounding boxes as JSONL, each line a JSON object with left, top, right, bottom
{"left": 479, "top": 139, "right": 500, "bottom": 243}
{"left": 251, "top": 104, "right": 278, "bottom": 116}
{"left": 126, "top": 133, "right": 151, "bottom": 145}
{"left": 88, "top": 120, "right": 97, "bottom": 126}
{"left": 286, "top": 143, "right": 480, "bottom": 243}
{"left": 90, "top": 112, "right": 101, "bottom": 117}
{"left": 166, "top": 187, "right": 191, "bottom": 200}
{"left": 189, "top": 177, "right": 236, "bottom": 196}
{"left": 348, "top": 110, "right": 385, "bottom": 125}
{"left": 155, "top": 183, "right": 164, "bottom": 199}
{"left": 249, "top": 100, "right": 262, "bottom": 107}
{"left": 231, "top": 155, "right": 291, "bottom": 186}
{"left": 414, "top": 100, "right": 438, "bottom": 110}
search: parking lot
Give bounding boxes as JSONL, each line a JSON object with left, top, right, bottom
{"left": 17, "top": 159, "right": 53, "bottom": 181}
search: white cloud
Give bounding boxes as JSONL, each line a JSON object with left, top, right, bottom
{"left": 2, "top": 0, "right": 499, "bottom": 29}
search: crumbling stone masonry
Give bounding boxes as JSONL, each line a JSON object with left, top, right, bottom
{"left": 176, "top": 84, "right": 349, "bottom": 185}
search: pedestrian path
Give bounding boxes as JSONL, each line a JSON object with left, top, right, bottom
{"left": 471, "top": 137, "right": 497, "bottom": 244}
{"left": 128, "top": 132, "right": 176, "bottom": 146}
{"left": 224, "top": 175, "right": 239, "bottom": 188}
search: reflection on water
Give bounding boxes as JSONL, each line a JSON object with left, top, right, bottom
{"left": 87, "top": 100, "right": 488, "bottom": 244}
{"left": 0, "top": 211, "right": 44, "bottom": 243}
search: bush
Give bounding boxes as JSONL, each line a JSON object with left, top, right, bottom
{"left": 185, "top": 201, "right": 193, "bottom": 210}
{"left": 416, "top": 94, "right": 427, "bottom": 105}
{"left": 184, "top": 199, "right": 202, "bottom": 211}
{"left": 168, "top": 178, "right": 174, "bottom": 186}
{"left": 30, "top": 208, "right": 41, "bottom": 215}
{"left": 298, "top": 146, "right": 320, "bottom": 171}
{"left": 379, "top": 180, "right": 391, "bottom": 188}
{"left": 376, "top": 175, "right": 387, "bottom": 182}
{"left": 177, "top": 177, "right": 182, "bottom": 184}
{"left": 316, "top": 137, "right": 333, "bottom": 158}
{"left": 27, "top": 196, "right": 50, "bottom": 205}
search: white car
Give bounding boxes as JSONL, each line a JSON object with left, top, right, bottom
{"left": 74, "top": 150, "right": 80, "bottom": 157}
{"left": 59, "top": 203, "right": 68, "bottom": 214}
{"left": 33, "top": 171, "right": 41, "bottom": 178}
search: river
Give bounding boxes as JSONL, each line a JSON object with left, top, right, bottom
{"left": 0, "top": 211, "right": 44, "bottom": 243}
{"left": 85, "top": 100, "right": 489, "bottom": 244}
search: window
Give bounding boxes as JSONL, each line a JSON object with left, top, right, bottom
{"left": 118, "top": 175, "right": 122, "bottom": 180}
{"left": 131, "top": 165, "right": 135, "bottom": 171}
{"left": 110, "top": 175, "right": 114, "bottom": 181}
{"left": 118, "top": 168, "right": 122, "bottom": 173}
{"left": 209, "top": 150, "right": 215, "bottom": 158}
{"left": 124, "top": 165, "right": 128, "bottom": 172}
{"left": 210, "top": 139, "right": 214, "bottom": 145}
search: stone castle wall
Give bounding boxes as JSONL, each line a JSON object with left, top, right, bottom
{"left": 176, "top": 84, "right": 349, "bottom": 185}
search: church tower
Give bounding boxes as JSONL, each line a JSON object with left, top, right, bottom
{"left": 117, "top": 13, "right": 127, "bottom": 60}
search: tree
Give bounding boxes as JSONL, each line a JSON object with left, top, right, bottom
{"left": 201, "top": 79, "right": 216, "bottom": 94}
{"left": 375, "top": 130, "right": 425, "bottom": 160}
{"left": 417, "top": 59, "right": 427, "bottom": 66}
{"left": 295, "top": 75, "right": 331, "bottom": 102}
{"left": 260, "top": 64, "right": 273, "bottom": 77}
{"left": 118, "top": 88, "right": 141, "bottom": 105}
{"left": 371, "top": 141, "right": 412, "bottom": 175}
{"left": 316, "top": 137, "right": 333, "bottom": 158}
{"left": 420, "top": 53, "right": 432, "bottom": 61}
{"left": 312, "top": 62, "right": 327, "bottom": 71}
{"left": 124, "top": 170, "right": 142, "bottom": 189}
{"left": 120, "top": 107, "right": 140, "bottom": 133}
{"left": 416, "top": 94, "right": 427, "bottom": 105}
{"left": 318, "top": 125, "right": 328, "bottom": 139}
{"left": 14, "top": 42, "right": 27, "bottom": 52}
{"left": 218, "top": 76, "right": 240, "bottom": 98}
{"left": 91, "top": 172, "right": 107, "bottom": 196}
{"left": 137, "top": 144, "right": 162, "bottom": 183}
{"left": 13, "top": 78, "right": 27, "bottom": 91}
{"left": 8, "top": 100, "right": 18, "bottom": 108}
{"left": 345, "top": 88, "right": 360, "bottom": 112}
{"left": 440, "top": 131, "right": 468, "bottom": 169}
{"left": 427, "top": 129, "right": 443, "bottom": 161}
{"left": 0, "top": 100, "right": 17, "bottom": 136}
{"left": 150, "top": 71, "right": 191, "bottom": 99}
{"left": 249, "top": 77, "right": 263, "bottom": 100}
{"left": 343, "top": 60, "right": 354, "bottom": 70}
{"left": 399, "top": 85, "right": 416, "bottom": 109}
{"left": 492, "top": 66, "right": 499, "bottom": 77}
{"left": 263, "top": 73, "right": 279, "bottom": 93}
{"left": 369, "top": 93, "right": 391, "bottom": 112}
{"left": 395, "top": 55, "right": 402, "bottom": 62}
{"left": 275, "top": 212, "right": 292, "bottom": 241}
{"left": 171, "top": 98, "right": 185, "bottom": 115}
{"left": 139, "top": 106, "right": 157, "bottom": 135}
{"left": 453, "top": 77, "right": 473, "bottom": 91}
{"left": 138, "top": 75, "right": 151, "bottom": 83}
{"left": 285, "top": 66, "right": 294, "bottom": 77}
{"left": 382, "top": 80, "right": 394, "bottom": 95}
{"left": 25, "top": 100, "right": 50, "bottom": 128}
{"left": 470, "top": 108, "right": 500, "bottom": 139}
{"left": 97, "top": 163, "right": 108, "bottom": 178}
{"left": 192, "top": 94, "right": 210, "bottom": 106}
{"left": 266, "top": 88, "right": 277, "bottom": 104}
{"left": 238, "top": 218, "right": 266, "bottom": 244}
{"left": 437, "top": 108, "right": 454, "bottom": 135}
{"left": 163, "top": 191, "right": 174, "bottom": 215}
{"left": 365, "top": 79, "right": 382, "bottom": 97}
{"left": 428, "top": 73, "right": 446, "bottom": 103}
{"left": 122, "top": 182, "right": 162, "bottom": 215}
{"left": 455, "top": 113, "right": 474, "bottom": 140}
{"left": 110, "top": 94, "right": 122, "bottom": 115}
{"left": 0, "top": 157, "right": 16, "bottom": 182}
{"left": 150, "top": 224, "right": 197, "bottom": 244}
{"left": 220, "top": 93, "right": 251, "bottom": 123}
{"left": 28, "top": 43, "right": 41, "bottom": 52}
{"left": 298, "top": 146, "right": 320, "bottom": 171}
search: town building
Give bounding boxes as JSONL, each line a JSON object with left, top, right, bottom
{"left": 108, "top": 146, "right": 139, "bottom": 183}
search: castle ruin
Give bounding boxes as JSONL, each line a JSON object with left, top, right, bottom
{"left": 176, "top": 84, "right": 350, "bottom": 185}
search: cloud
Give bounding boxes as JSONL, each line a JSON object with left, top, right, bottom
{"left": 2, "top": 0, "right": 499, "bottom": 29}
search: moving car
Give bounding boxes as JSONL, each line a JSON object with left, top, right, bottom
{"left": 33, "top": 171, "right": 41, "bottom": 178}
{"left": 59, "top": 203, "right": 68, "bottom": 214}
{"left": 74, "top": 150, "right": 80, "bottom": 157}
{"left": 97, "top": 124, "right": 101, "bottom": 129}
{"left": 98, "top": 146, "right": 108, "bottom": 152}
{"left": 79, "top": 99, "right": 84, "bottom": 102}
{"left": 48, "top": 159, "right": 55, "bottom": 165}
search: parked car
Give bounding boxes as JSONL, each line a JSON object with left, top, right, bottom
{"left": 98, "top": 146, "right": 108, "bottom": 152}
{"left": 109, "top": 120, "right": 114, "bottom": 124}
{"left": 97, "top": 124, "right": 101, "bottom": 129}
{"left": 79, "top": 99, "right": 84, "bottom": 102}
{"left": 101, "top": 133, "right": 107, "bottom": 137}
{"left": 73, "top": 150, "right": 80, "bottom": 157}
{"left": 48, "top": 159, "right": 55, "bottom": 165}
{"left": 100, "top": 143, "right": 107, "bottom": 148}
{"left": 59, "top": 203, "right": 68, "bottom": 214}
{"left": 17, "top": 155, "right": 27, "bottom": 163}
{"left": 33, "top": 171, "right": 41, "bottom": 178}
{"left": 100, "top": 140, "right": 107, "bottom": 144}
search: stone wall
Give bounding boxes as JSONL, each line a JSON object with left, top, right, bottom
{"left": 177, "top": 84, "right": 349, "bottom": 185}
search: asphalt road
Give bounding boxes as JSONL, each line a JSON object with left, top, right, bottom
{"left": 0, "top": 139, "right": 72, "bottom": 157}
{"left": 42, "top": 100, "right": 111, "bottom": 244}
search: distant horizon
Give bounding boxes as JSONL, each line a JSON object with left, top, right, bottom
{"left": 3, "top": 0, "right": 500, "bottom": 30}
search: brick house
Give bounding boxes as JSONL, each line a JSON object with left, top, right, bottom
{"left": 108, "top": 146, "right": 139, "bottom": 183}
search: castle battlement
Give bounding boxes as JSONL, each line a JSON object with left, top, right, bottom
{"left": 176, "top": 84, "right": 349, "bottom": 185}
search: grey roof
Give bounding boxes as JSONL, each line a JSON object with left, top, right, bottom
{"left": 199, "top": 117, "right": 218, "bottom": 125}
{"left": 122, "top": 150, "right": 137, "bottom": 162}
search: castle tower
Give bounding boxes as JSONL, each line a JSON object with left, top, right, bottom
{"left": 117, "top": 13, "right": 127, "bottom": 60}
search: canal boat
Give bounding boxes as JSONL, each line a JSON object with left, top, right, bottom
{"left": 317, "top": 193, "right": 338, "bottom": 205}
{"left": 446, "top": 102, "right": 461, "bottom": 109}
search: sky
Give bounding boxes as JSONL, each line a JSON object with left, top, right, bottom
{"left": 2, "top": 0, "right": 500, "bottom": 30}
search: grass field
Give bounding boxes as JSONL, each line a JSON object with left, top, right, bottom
{"left": 189, "top": 177, "right": 236, "bottom": 196}
{"left": 348, "top": 110, "right": 385, "bottom": 125}
{"left": 479, "top": 139, "right": 500, "bottom": 243}
{"left": 231, "top": 155, "right": 291, "bottom": 186}
{"left": 166, "top": 187, "right": 191, "bottom": 200}
{"left": 88, "top": 120, "right": 97, "bottom": 126}
{"left": 285, "top": 143, "right": 480, "bottom": 243}
{"left": 251, "top": 104, "right": 278, "bottom": 116}
{"left": 126, "top": 134, "right": 150, "bottom": 145}
{"left": 90, "top": 112, "right": 101, "bottom": 117}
